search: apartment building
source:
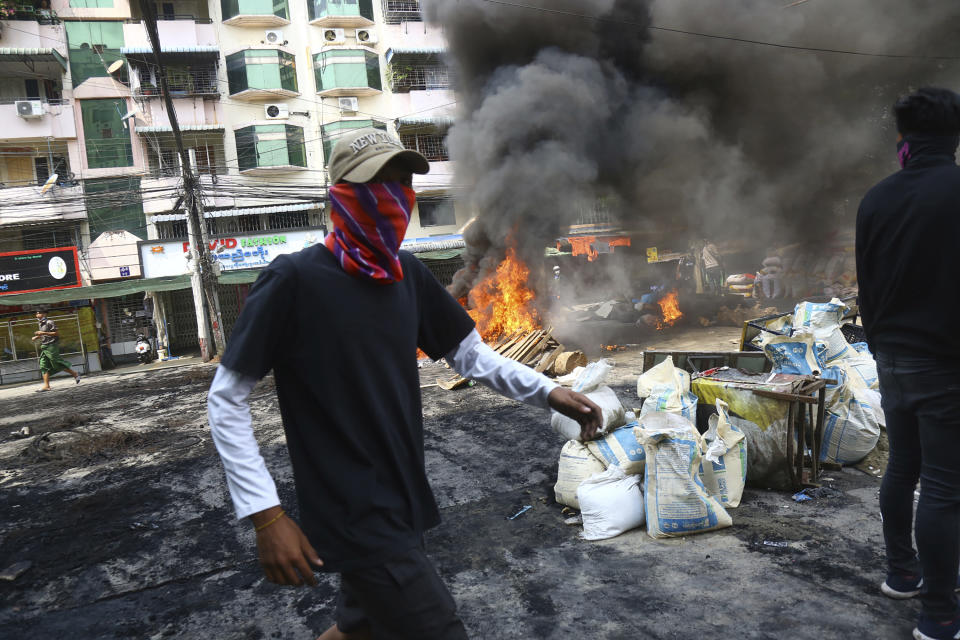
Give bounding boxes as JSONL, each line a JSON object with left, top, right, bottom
{"left": 0, "top": 0, "right": 463, "bottom": 366}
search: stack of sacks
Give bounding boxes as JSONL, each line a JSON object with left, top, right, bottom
{"left": 636, "top": 356, "right": 697, "bottom": 422}
{"left": 635, "top": 412, "right": 734, "bottom": 539}
{"left": 561, "top": 408, "right": 747, "bottom": 541}
{"left": 760, "top": 299, "right": 882, "bottom": 466}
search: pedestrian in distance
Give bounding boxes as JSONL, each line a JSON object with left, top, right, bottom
{"left": 32, "top": 307, "right": 80, "bottom": 392}
{"left": 857, "top": 86, "right": 960, "bottom": 640}
{"left": 207, "top": 127, "right": 603, "bottom": 640}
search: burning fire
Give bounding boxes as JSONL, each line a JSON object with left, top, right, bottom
{"left": 657, "top": 290, "right": 682, "bottom": 330}
{"left": 466, "top": 247, "right": 540, "bottom": 341}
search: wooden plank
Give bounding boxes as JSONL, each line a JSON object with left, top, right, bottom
{"left": 513, "top": 331, "right": 544, "bottom": 362}
{"left": 438, "top": 375, "right": 472, "bottom": 391}
{"left": 503, "top": 331, "right": 538, "bottom": 360}
{"left": 521, "top": 334, "right": 552, "bottom": 365}
{"left": 538, "top": 344, "right": 564, "bottom": 374}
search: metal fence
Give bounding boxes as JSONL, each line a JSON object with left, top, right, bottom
{"left": 0, "top": 312, "right": 88, "bottom": 384}
{"left": 399, "top": 131, "right": 449, "bottom": 161}
{"left": 389, "top": 63, "right": 449, "bottom": 92}
{"left": 381, "top": 0, "right": 421, "bottom": 24}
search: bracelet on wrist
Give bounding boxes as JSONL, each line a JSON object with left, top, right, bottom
{"left": 254, "top": 509, "right": 285, "bottom": 533}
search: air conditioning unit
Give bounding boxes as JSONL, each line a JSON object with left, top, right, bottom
{"left": 264, "top": 29, "right": 284, "bottom": 45}
{"left": 16, "top": 100, "right": 44, "bottom": 118}
{"left": 264, "top": 103, "right": 289, "bottom": 120}
{"left": 323, "top": 28, "right": 346, "bottom": 45}
{"left": 338, "top": 96, "right": 359, "bottom": 113}
{"left": 355, "top": 28, "right": 377, "bottom": 45}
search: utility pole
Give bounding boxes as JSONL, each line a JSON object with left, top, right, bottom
{"left": 139, "top": 0, "right": 225, "bottom": 360}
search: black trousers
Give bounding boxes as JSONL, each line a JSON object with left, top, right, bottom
{"left": 335, "top": 546, "right": 468, "bottom": 639}
{"left": 878, "top": 352, "right": 960, "bottom": 621}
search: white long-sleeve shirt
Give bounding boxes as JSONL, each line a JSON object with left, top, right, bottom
{"left": 207, "top": 328, "right": 558, "bottom": 520}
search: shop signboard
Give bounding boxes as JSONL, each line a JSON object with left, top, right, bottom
{"left": 0, "top": 247, "right": 81, "bottom": 296}
{"left": 139, "top": 229, "right": 325, "bottom": 279}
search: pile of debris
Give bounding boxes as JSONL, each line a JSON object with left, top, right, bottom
{"left": 439, "top": 328, "right": 587, "bottom": 390}
{"left": 549, "top": 298, "right": 882, "bottom": 541}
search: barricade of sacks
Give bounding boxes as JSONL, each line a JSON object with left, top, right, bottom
{"left": 757, "top": 298, "right": 882, "bottom": 467}
{"left": 551, "top": 360, "right": 746, "bottom": 541}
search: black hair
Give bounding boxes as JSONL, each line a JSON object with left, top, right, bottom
{"left": 894, "top": 87, "right": 960, "bottom": 136}
{"left": 35, "top": 306, "right": 48, "bottom": 314}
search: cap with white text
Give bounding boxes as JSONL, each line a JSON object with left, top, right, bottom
{"left": 328, "top": 128, "right": 430, "bottom": 185}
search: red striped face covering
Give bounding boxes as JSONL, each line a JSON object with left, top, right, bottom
{"left": 325, "top": 182, "right": 415, "bottom": 283}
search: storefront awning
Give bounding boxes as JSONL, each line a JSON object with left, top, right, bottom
{"left": 121, "top": 46, "right": 220, "bottom": 55}
{"left": 396, "top": 115, "right": 455, "bottom": 128}
{"left": 0, "top": 275, "right": 191, "bottom": 306}
{"left": 0, "top": 270, "right": 266, "bottom": 305}
{"left": 0, "top": 47, "right": 68, "bottom": 72}
{"left": 149, "top": 201, "right": 321, "bottom": 222}
{"left": 136, "top": 124, "right": 226, "bottom": 133}
{"left": 401, "top": 235, "right": 463, "bottom": 254}
{"left": 385, "top": 47, "right": 444, "bottom": 63}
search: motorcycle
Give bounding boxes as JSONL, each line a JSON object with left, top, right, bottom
{"left": 135, "top": 334, "right": 154, "bottom": 365}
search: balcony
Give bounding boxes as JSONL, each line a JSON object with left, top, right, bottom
{"left": 235, "top": 124, "right": 308, "bottom": 175}
{"left": 220, "top": 0, "right": 289, "bottom": 26}
{"left": 397, "top": 117, "right": 451, "bottom": 162}
{"left": 128, "top": 56, "right": 219, "bottom": 98}
{"left": 0, "top": 99, "right": 75, "bottom": 140}
{"left": 122, "top": 18, "right": 216, "bottom": 51}
{"left": 0, "top": 183, "right": 84, "bottom": 225}
{"left": 314, "top": 48, "right": 381, "bottom": 97}
{"left": 381, "top": 0, "right": 420, "bottom": 25}
{"left": 385, "top": 48, "right": 449, "bottom": 93}
{"left": 308, "top": 0, "right": 373, "bottom": 27}
{"left": 226, "top": 49, "right": 298, "bottom": 100}
{"left": 0, "top": 4, "right": 60, "bottom": 23}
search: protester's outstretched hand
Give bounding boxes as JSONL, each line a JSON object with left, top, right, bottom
{"left": 548, "top": 387, "right": 603, "bottom": 441}
{"left": 250, "top": 506, "right": 323, "bottom": 586}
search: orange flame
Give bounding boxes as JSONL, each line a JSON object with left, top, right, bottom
{"left": 657, "top": 290, "right": 682, "bottom": 330}
{"left": 466, "top": 247, "right": 541, "bottom": 341}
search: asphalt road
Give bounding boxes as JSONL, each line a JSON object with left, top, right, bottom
{"left": 0, "top": 328, "right": 912, "bottom": 639}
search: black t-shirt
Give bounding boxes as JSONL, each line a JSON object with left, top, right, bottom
{"left": 221, "top": 245, "right": 475, "bottom": 572}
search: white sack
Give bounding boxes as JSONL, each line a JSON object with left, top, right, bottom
{"left": 637, "top": 356, "right": 696, "bottom": 423}
{"left": 577, "top": 465, "right": 646, "bottom": 541}
{"left": 699, "top": 399, "right": 748, "bottom": 508}
{"left": 550, "top": 385, "right": 625, "bottom": 441}
{"left": 636, "top": 414, "right": 733, "bottom": 539}
{"left": 637, "top": 355, "right": 691, "bottom": 397}
{"left": 554, "top": 440, "right": 607, "bottom": 509}
{"left": 820, "top": 385, "right": 882, "bottom": 465}
{"left": 585, "top": 422, "right": 646, "bottom": 475}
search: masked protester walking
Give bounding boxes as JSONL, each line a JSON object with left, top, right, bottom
{"left": 32, "top": 307, "right": 80, "bottom": 391}
{"left": 856, "top": 87, "right": 960, "bottom": 640}
{"left": 208, "top": 128, "right": 602, "bottom": 640}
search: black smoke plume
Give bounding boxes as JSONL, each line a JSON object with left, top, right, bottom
{"left": 423, "top": 0, "right": 960, "bottom": 299}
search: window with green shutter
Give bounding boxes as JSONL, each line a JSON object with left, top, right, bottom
{"left": 226, "top": 49, "right": 298, "bottom": 95}
{"left": 314, "top": 49, "right": 381, "bottom": 93}
{"left": 65, "top": 22, "right": 125, "bottom": 89}
{"left": 81, "top": 99, "right": 133, "bottom": 169}
{"left": 85, "top": 177, "right": 145, "bottom": 240}
{"left": 221, "top": 0, "right": 289, "bottom": 20}
{"left": 235, "top": 124, "right": 307, "bottom": 171}
{"left": 308, "top": 0, "right": 373, "bottom": 21}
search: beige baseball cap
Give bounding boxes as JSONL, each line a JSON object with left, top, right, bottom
{"left": 328, "top": 128, "right": 430, "bottom": 185}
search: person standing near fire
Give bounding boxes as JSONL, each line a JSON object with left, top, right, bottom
{"left": 207, "top": 128, "right": 602, "bottom": 640}
{"left": 701, "top": 240, "right": 724, "bottom": 295}
{"left": 857, "top": 87, "right": 960, "bottom": 640}
{"left": 32, "top": 307, "right": 80, "bottom": 391}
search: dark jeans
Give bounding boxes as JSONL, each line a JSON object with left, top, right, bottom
{"left": 877, "top": 352, "right": 960, "bottom": 621}
{"left": 336, "top": 545, "right": 468, "bottom": 639}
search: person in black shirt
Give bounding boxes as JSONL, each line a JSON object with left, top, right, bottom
{"left": 208, "top": 128, "right": 602, "bottom": 640}
{"left": 857, "top": 87, "right": 960, "bottom": 640}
